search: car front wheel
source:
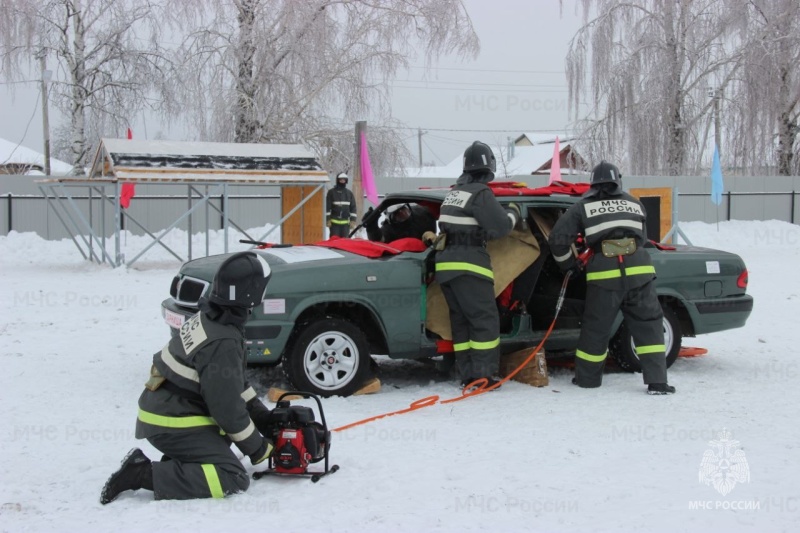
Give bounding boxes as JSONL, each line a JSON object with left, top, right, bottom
{"left": 284, "top": 318, "right": 371, "bottom": 397}
{"left": 610, "top": 304, "right": 682, "bottom": 372}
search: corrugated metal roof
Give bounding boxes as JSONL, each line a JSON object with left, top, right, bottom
{"left": 88, "top": 138, "right": 327, "bottom": 184}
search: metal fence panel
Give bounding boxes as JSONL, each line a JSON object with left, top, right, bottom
{"left": 1, "top": 174, "right": 798, "bottom": 238}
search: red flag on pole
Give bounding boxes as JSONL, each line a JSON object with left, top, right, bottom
{"left": 548, "top": 136, "right": 561, "bottom": 185}
{"left": 120, "top": 128, "right": 136, "bottom": 209}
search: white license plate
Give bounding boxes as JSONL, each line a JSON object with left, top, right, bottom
{"left": 164, "top": 308, "right": 185, "bottom": 329}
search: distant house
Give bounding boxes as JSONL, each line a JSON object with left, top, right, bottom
{"left": 404, "top": 132, "right": 589, "bottom": 180}
{"left": 511, "top": 132, "right": 589, "bottom": 175}
{"left": 0, "top": 138, "right": 73, "bottom": 175}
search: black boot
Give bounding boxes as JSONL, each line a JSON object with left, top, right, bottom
{"left": 100, "top": 448, "right": 153, "bottom": 505}
{"left": 572, "top": 377, "right": 601, "bottom": 388}
{"left": 647, "top": 383, "right": 676, "bottom": 395}
{"left": 482, "top": 375, "right": 503, "bottom": 390}
{"left": 459, "top": 376, "right": 476, "bottom": 388}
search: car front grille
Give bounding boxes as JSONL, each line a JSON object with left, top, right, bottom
{"left": 174, "top": 276, "right": 209, "bottom": 307}
{"left": 169, "top": 276, "right": 179, "bottom": 298}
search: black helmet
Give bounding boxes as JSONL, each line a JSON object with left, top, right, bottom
{"left": 589, "top": 161, "right": 623, "bottom": 195}
{"left": 386, "top": 203, "right": 412, "bottom": 224}
{"left": 209, "top": 252, "right": 271, "bottom": 308}
{"left": 462, "top": 141, "right": 496, "bottom": 174}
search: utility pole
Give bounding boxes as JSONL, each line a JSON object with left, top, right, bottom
{"left": 418, "top": 128, "right": 425, "bottom": 167}
{"left": 38, "top": 50, "right": 52, "bottom": 176}
{"left": 353, "top": 121, "right": 366, "bottom": 219}
{"left": 709, "top": 87, "right": 721, "bottom": 156}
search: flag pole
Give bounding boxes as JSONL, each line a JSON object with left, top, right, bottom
{"left": 710, "top": 144, "right": 724, "bottom": 232}
{"left": 353, "top": 121, "right": 366, "bottom": 220}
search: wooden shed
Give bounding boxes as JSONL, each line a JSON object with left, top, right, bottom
{"left": 38, "top": 138, "right": 329, "bottom": 267}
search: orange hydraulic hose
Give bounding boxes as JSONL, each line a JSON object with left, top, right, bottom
{"left": 332, "top": 273, "right": 573, "bottom": 431}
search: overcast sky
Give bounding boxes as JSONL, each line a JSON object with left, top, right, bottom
{"left": 0, "top": 0, "right": 585, "bottom": 168}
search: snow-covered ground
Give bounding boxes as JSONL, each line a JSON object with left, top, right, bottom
{"left": 1, "top": 220, "right": 798, "bottom": 532}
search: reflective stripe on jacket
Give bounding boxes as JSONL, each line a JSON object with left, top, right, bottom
{"left": 135, "top": 312, "right": 264, "bottom": 457}
{"left": 326, "top": 187, "right": 357, "bottom": 222}
{"left": 548, "top": 191, "right": 655, "bottom": 290}
{"left": 435, "top": 174, "right": 514, "bottom": 284}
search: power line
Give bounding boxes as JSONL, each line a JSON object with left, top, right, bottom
{"left": 421, "top": 136, "right": 447, "bottom": 165}
{"left": 425, "top": 133, "right": 470, "bottom": 146}
{"left": 407, "top": 65, "right": 563, "bottom": 75}
{"left": 394, "top": 126, "right": 566, "bottom": 133}
{"left": 391, "top": 84, "right": 568, "bottom": 93}
{"left": 1, "top": 89, "right": 42, "bottom": 166}
{"left": 0, "top": 80, "right": 40, "bottom": 85}
{"left": 382, "top": 79, "right": 566, "bottom": 89}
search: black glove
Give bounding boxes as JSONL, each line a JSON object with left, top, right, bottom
{"left": 363, "top": 207, "right": 378, "bottom": 228}
{"left": 249, "top": 438, "right": 274, "bottom": 465}
{"left": 566, "top": 260, "right": 584, "bottom": 277}
{"left": 248, "top": 400, "right": 275, "bottom": 438}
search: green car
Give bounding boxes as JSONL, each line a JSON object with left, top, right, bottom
{"left": 161, "top": 185, "right": 753, "bottom": 396}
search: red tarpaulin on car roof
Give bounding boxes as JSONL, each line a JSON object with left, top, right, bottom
{"left": 487, "top": 180, "right": 591, "bottom": 196}
{"left": 313, "top": 237, "right": 428, "bottom": 258}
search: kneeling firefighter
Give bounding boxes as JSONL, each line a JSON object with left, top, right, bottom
{"left": 101, "top": 252, "right": 277, "bottom": 504}
{"left": 548, "top": 161, "right": 675, "bottom": 395}
{"left": 435, "top": 141, "right": 523, "bottom": 388}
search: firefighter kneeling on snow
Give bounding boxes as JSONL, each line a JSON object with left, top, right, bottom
{"left": 548, "top": 161, "right": 675, "bottom": 395}
{"left": 101, "top": 252, "right": 276, "bottom": 504}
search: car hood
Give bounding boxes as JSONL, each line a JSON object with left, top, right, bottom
{"left": 179, "top": 245, "right": 414, "bottom": 281}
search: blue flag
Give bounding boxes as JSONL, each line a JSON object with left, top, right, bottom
{"left": 710, "top": 145, "right": 723, "bottom": 205}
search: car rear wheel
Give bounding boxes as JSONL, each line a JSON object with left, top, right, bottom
{"left": 610, "top": 304, "right": 681, "bottom": 372}
{"left": 284, "top": 318, "right": 371, "bottom": 397}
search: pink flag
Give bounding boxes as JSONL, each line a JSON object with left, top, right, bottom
{"left": 120, "top": 128, "right": 136, "bottom": 209}
{"left": 359, "top": 132, "right": 379, "bottom": 205}
{"left": 549, "top": 136, "right": 561, "bottom": 185}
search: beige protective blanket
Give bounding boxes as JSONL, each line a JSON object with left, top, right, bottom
{"left": 426, "top": 228, "right": 541, "bottom": 340}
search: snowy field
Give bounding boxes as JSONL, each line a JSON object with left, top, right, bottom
{"left": 1, "top": 220, "right": 799, "bottom": 533}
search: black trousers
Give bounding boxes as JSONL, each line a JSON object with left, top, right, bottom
{"left": 147, "top": 429, "right": 250, "bottom": 500}
{"left": 329, "top": 223, "right": 350, "bottom": 238}
{"left": 575, "top": 280, "right": 667, "bottom": 387}
{"left": 440, "top": 276, "right": 500, "bottom": 380}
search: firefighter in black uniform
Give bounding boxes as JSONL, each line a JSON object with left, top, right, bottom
{"left": 548, "top": 161, "right": 676, "bottom": 395}
{"left": 326, "top": 172, "right": 357, "bottom": 238}
{"left": 436, "top": 141, "right": 522, "bottom": 388}
{"left": 364, "top": 202, "right": 437, "bottom": 243}
{"left": 100, "top": 252, "right": 277, "bottom": 504}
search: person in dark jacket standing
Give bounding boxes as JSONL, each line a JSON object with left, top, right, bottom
{"left": 326, "top": 172, "right": 357, "bottom": 238}
{"left": 436, "top": 141, "right": 522, "bottom": 388}
{"left": 100, "top": 252, "right": 277, "bottom": 504}
{"left": 548, "top": 161, "right": 676, "bottom": 395}
{"left": 365, "top": 202, "right": 437, "bottom": 243}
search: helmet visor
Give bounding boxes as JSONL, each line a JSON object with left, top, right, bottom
{"left": 387, "top": 203, "right": 411, "bottom": 224}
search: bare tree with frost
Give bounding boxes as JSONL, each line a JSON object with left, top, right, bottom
{"left": 566, "top": 0, "right": 746, "bottom": 175}
{"left": 0, "top": 0, "right": 172, "bottom": 173}
{"left": 167, "top": 0, "right": 478, "bottom": 176}
{"left": 724, "top": 0, "right": 799, "bottom": 176}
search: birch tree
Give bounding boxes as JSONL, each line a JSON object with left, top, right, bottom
{"left": 0, "top": 0, "right": 172, "bottom": 173}
{"left": 168, "top": 0, "right": 478, "bottom": 175}
{"left": 725, "top": 0, "right": 799, "bottom": 176}
{"left": 566, "top": 0, "right": 745, "bottom": 175}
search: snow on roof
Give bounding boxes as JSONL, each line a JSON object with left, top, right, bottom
{"left": 89, "top": 138, "right": 328, "bottom": 184}
{"left": 404, "top": 142, "right": 587, "bottom": 179}
{"left": 101, "top": 138, "right": 318, "bottom": 160}
{"left": 514, "top": 132, "right": 576, "bottom": 146}
{"left": 0, "top": 137, "right": 73, "bottom": 174}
